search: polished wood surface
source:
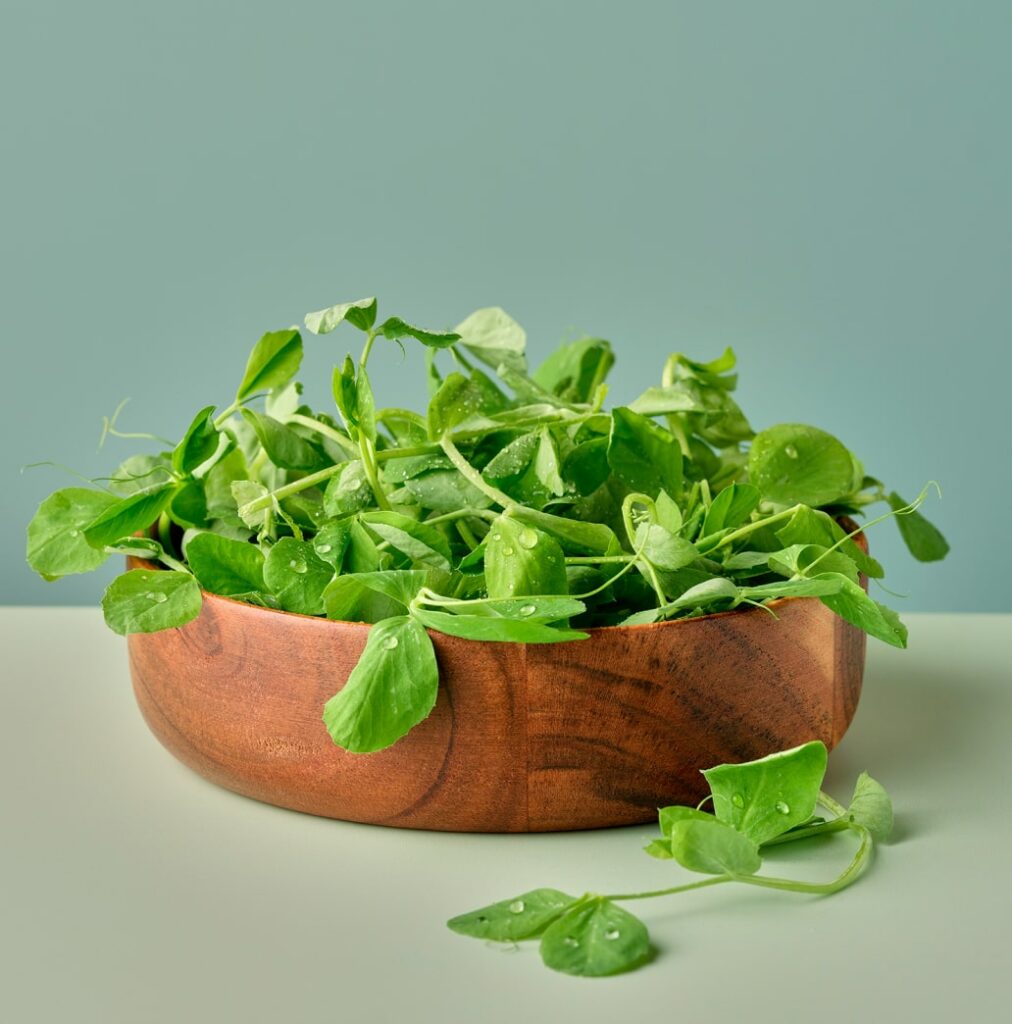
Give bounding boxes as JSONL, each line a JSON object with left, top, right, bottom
{"left": 126, "top": 562, "right": 866, "bottom": 832}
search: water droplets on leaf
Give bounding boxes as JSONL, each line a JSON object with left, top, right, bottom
{"left": 383, "top": 635, "right": 400, "bottom": 650}
{"left": 289, "top": 559, "right": 308, "bottom": 574}
{"left": 519, "top": 604, "right": 537, "bottom": 617}
{"left": 518, "top": 528, "right": 539, "bottom": 550}
{"left": 68, "top": 529, "right": 80, "bottom": 538}
{"left": 508, "top": 900, "right": 525, "bottom": 914}
{"left": 784, "top": 445, "right": 799, "bottom": 459}
{"left": 732, "top": 793, "right": 745, "bottom": 808}
{"left": 317, "top": 543, "right": 332, "bottom": 554}
{"left": 502, "top": 546, "right": 515, "bottom": 556}
{"left": 146, "top": 591, "right": 168, "bottom": 604}
{"left": 775, "top": 800, "right": 791, "bottom": 814}
{"left": 604, "top": 929, "right": 620, "bottom": 941}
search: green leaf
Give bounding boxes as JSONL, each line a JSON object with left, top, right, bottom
{"left": 232, "top": 480, "right": 270, "bottom": 529}
{"left": 774, "top": 505, "right": 883, "bottom": 578}
{"left": 378, "top": 316, "right": 459, "bottom": 348}
{"left": 323, "top": 462, "right": 374, "bottom": 517}
{"left": 323, "top": 573, "right": 410, "bottom": 623}
{"left": 510, "top": 506, "right": 621, "bottom": 556}
{"left": 635, "top": 522, "right": 698, "bottom": 572}
{"left": 82, "top": 484, "right": 176, "bottom": 549}
{"left": 312, "top": 519, "right": 353, "bottom": 569}
{"left": 767, "top": 543, "right": 860, "bottom": 584}
{"left": 454, "top": 306, "right": 527, "bottom": 373}
{"left": 658, "top": 805, "right": 717, "bottom": 835}
{"left": 888, "top": 492, "right": 950, "bottom": 562}
{"left": 304, "top": 296, "right": 377, "bottom": 334}
{"left": 562, "top": 437, "right": 610, "bottom": 496}
{"left": 101, "top": 568, "right": 202, "bottom": 635}
{"left": 818, "top": 575, "right": 908, "bottom": 648}
{"left": 539, "top": 898, "right": 651, "bottom": 978}
{"left": 623, "top": 577, "right": 739, "bottom": 624}
{"left": 185, "top": 532, "right": 265, "bottom": 596}
{"left": 429, "top": 596, "right": 585, "bottom": 621}
{"left": 667, "top": 818, "right": 763, "bottom": 876}
{"left": 702, "top": 483, "right": 760, "bottom": 536}
{"left": 702, "top": 740, "right": 828, "bottom": 846}
{"left": 739, "top": 574, "right": 848, "bottom": 602}
{"left": 608, "top": 407, "right": 682, "bottom": 498}
{"left": 748, "top": 424, "right": 860, "bottom": 507}
{"left": 240, "top": 409, "right": 326, "bottom": 472}
{"left": 485, "top": 515, "right": 568, "bottom": 599}
{"left": 322, "top": 616, "right": 438, "bottom": 753}
{"left": 26, "top": 488, "right": 119, "bottom": 578}
{"left": 412, "top": 607, "right": 588, "bottom": 643}
{"left": 447, "top": 889, "right": 577, "bottom": 942}
{"left": 236, "top": 329, "right": 303, "bottom": 402}
{"left": 169, "top": 479, "right": 208, "bottom": 529}
{"left": 359, "top": 510, "right": 452, "bottom": 571}
{"left": 427, "top": 373, "right": 486, "bottom": 439}
{"left": 533, "top": 337, "right": 614, "bottom": 403}
{"left": 847, "top": 772, "right": 894, "bottom": 842}
{"left": 108, "top": 453, "right": 175, "bottom": 495}
{"left": 262, "top": 537, "right": 335, "bottom": 615}
{"left": 172, "top": 405, "right": 220, "bottom": 476}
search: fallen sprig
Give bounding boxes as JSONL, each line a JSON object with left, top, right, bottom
{"left": 447, "top": 741, "right": 893, "bottom": 977}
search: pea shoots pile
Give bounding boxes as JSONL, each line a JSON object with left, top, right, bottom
{"left": 26, "top": 298, "right": 948, "bottom": 753}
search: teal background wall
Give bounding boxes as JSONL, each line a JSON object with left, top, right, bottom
{"left": 3, "top": 1, "right": 1008, "bottom": 610}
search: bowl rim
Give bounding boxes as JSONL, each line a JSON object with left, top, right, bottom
{"left": 126, "top": 514, "right": 866, "bottom": 638}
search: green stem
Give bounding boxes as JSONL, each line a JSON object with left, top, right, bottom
{"left": 455, "top": 519, "right": 479, "bottom": 551}
{"left": 213, "top": 401, "right": 241, "bottom": 429}
{"left": 737, "top": 824, "right": 873, "bottom": 896}
{"left": 439, "top": 436, "right": 515, "bottom": 509}
{"left": 359, "top": 434, "right": 392, "bottom": 511}
{"left": 375, "top": 444, "right": 441, "bottom": 462}
{"left": 705, "top": 504, "right": 802, "bottom": 553}
{"left": 359, "top": 329, "right": 377, "bottom": 369}
{"left": 604, "top": 875, "right": 732, "bottom": 902}
{"left": 424, "top": 507, "right": 498, "bottom": 526}
{"left": 565, "top": 554, "right": 635, "bottom": 565}
{"left": 818, "top": 791, "right": 848, "bottom": 817}
{"left": 288, "top": 414, "right": 359, "bottom": 457}
{"left": 157, "top": 513, "right": 175, "bottom": 558}
{"left": 239, "top": 463, "right": 345, "bottom": 516}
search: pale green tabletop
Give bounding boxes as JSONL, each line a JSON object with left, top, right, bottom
{"left": 2, "top": 610, "right": 1008, "bottom": 1024}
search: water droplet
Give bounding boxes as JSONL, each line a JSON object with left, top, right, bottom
{"left": 146, "top": 591, "right": 167, "bottom": 604}
{"left": 502, "top": 546, "right": 515, "bottom": 556}
{"left": 784, "top": 444, "right": 799, "bottom": 459}
{"left": 731, "top": 793, "right": 745, "bottom": 808}
{"left": 519, "top": 604, "right": 537, "bottom": 617}
{"left": 775, "top": 800, "right": 790, "bottom": 815}
{"left": 317, "top": 543, "right": 332, "bottom": 554}
{"left": 508, "top": 900, "right": 525, "bottom": 914}
{"left": 68, "top": 529, "right": 80, "bottom": 538}
{"left": 518, "top": 528, "right": 539, "bottom": 550}
{"left": 492, "top": 533, "right": 502, "bottom": 542}
{"left": 289, "top": 559, "right": 308, "bottom": 574}
{"left": 382, "top": 635, "right": 399, "bottom": 650}
{"left": 605, "top": 929, "right": 620, "bottom": 941}
{"left": 563, "top": 937, "right": 580, "bottom": 948}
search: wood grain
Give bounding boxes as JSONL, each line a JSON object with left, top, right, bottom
{"left": 126, "top": 554, "right": 867, "bottom": 832}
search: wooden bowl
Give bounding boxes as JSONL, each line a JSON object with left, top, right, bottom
{"left": 125, "top": 556, "right": 867, "bottom": 833}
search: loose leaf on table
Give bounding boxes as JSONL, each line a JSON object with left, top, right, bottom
{"left": 185, "top": 532, "right": 265, "bottom": 596}
{"left": 82, "top": 484, "right": 176, "bottom": 549}
{"left": 608, "top": 406, "right": 682, "bottom": 498}
{"left": 172, "top": 406, "right": 220, "bottom": 476}
{"left": 26, "top": 487, "right": 119, "bottom": 578}
{"left": 304, "top": 296, "right": 377, "bottom": 334}
{"left": 888, "top": 492, "right": 950, "bottom": 562}
{"left": 667, "top": 818, "right": 763, "bottom": 876}
{"left": 748, "top": 424, "right": 861, "bottom": 508}
{"left": 702, "top": 740, "right": 828, "bottom": 845}
{"left": 236, "top": 328, "right": 303, "bottom": 402}
{"left": 262, "top": 537, "right": 335, "bottom": 615}
{"left": 322, "top": 615, "right": 438, "bottom": 753}
{"left": 447, "top": 889, "right": 577, "bottom": 942}
{"left": 454, "top": 306, "right": 527, "bottom": 373}
{"left": 539, "top": 898, "right": 652, "bottom": 978}
{"left": 101, "top": 568, "right": 202, "bottom": 635}
{"left": 645, "top": 806, "right": 717, "bottom": 858}
{"left": 846, "top": 772, "right": 894, "bottom": 842}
